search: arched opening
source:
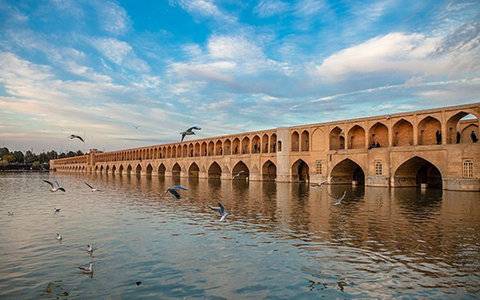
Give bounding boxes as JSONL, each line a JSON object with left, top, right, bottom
{"left": 393, "top": 156, "right": 442, "bottom": 189}
{"left": 446, "top": 111, "right": 479, "bottom": 144}
{"left": 112, "top": 165, "right": 116, "bottom": 175}
{"left": 177, "top": 146, "right": 182, "bottom": 158}
{"left": 208, "top": 141, "right": 215, "bottom": 156}
{"left": 146, "top": 164, "right": 153, "bottom": 176}
{"left": 232, "top": 138, "right": 240, "bottom": 154}
{"left": 347, "top": 125, "right": 366, "bottom": 149}
{"left": 291, "top": 159, "right": 309, "bottom": 182}
{"left": 224, "top": 139, "right": 231, "bottom": 155}
{"left": 135, "top": 164, "right": 142, "bottom": 175}
{"left": 182, "top": 145, "right": 188, "bottom": 157}
{"left": 301, "top": 130, "right": 309, "bottom": 151}
{"left": 167, "top": 146, "right": 172, "bottom": 158}
{"left": 172, "top": 163, "right": 181, "bottom": 177}
{"left": 208, "top": 162, "right": 222, "bottom": 179}
{"left": 232, "top": 161, "right": 249, "bottom": 180}
{"left": 189, "top": 144, "right": 194, "bottom": 157}
{"left": 252, "top": 135, "right": 261, "bottom": 154}
{"left": 262, "top": 134, "right": 269, "bottom": 153}
{"left": 368, "top": 122, "right": 388, "bottom": 148}
{"left": 106, "top": 165, "right": 110, "bottom": 174}
{"left": 126, "top": 164, "right": 132, "bottom": 176}
{"left": 100, "top": 165, "right": 104, "bottom": 173}
{"left": 418, "top": 116, "right": 442, "bottom": 145}
{"left": 270, "top": 134, "right": 277, "bottom": 152}
{"left": 291, "top": 131, "right": 299, "bottom": 151}
{"left": 119, "top": 165, "right": 124, "bottom": 175}
{"left": 195, "top": 143, "right": 200, "bottom": 156}
{"left": 201, "top": 142, "right": 207, "bottom": 156}
{"left": 262, "top": 160, "right": 277, "bottom": 181}
{"left": 188, "top": 162, "right": 200, "bottom": 178}
{"left": 215, "top": 140, "right": 223, "bottom": 155}
{"left": 330, "top": 159, "right": 365, "bottom": 185}
{"left": 392, "top": 119, "right": 413, "bottom": 146}
{"left": 241, "top": 137, "right": 250, "bottom": 154}
{"left": 329, "top": 127, "right": 345, "bottom": 150}
{"left": 158, "top": 164, "right": 166, "bottom": 177}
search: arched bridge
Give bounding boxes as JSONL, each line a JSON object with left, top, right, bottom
{"left": 51, "top": 102, "right": 480, "bottom": 191}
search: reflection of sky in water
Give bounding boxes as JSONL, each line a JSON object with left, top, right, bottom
{"left": 1, "top": 173, "right": 479, "bottom": 298}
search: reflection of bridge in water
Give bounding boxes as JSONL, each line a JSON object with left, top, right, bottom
{"left": 51, "top": 103, "right": 480, "bottom": 191}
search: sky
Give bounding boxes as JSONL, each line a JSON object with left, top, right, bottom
{"left": 0, "top": 0, "right": 479, "bottom": 153}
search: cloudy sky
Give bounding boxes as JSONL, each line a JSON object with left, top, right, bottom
{"left": 0, "top": 0, "right": 479, "bottom": 152}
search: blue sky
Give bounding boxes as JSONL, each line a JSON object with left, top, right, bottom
{"left": 0, "top": 0, "right": 479, "bottom": 152}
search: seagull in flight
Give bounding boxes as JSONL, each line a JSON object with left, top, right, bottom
{"left": 69, "top": 134, "right": 85, "bottom": 142}
{"left": 329, "top": 190, "right": 347, "bottom": 206}
{"left": 180, "top": 126, "right": 201, "bottom": 142}
{"left": 54, "top": 208, "right": 61, "bottom": 213}
{"left": 232, "top": 170, "right": 247, "bottom": 179}
{"left": 78, "top": 263, "right": 94, "bottom": 276}
{"left": 208, "top": 202, "right": 229, "bottom": 222}
{"left": 310, "top": 180, "right": 328, "bottom": 188}
{"left": 84, "top": 182, "right": 100, "bottom": 192}
{"left": 164, "top": 185, "right": 188, "bottom": 199}
{"left": 43, "top": 180, "right": 66, "bottom": 192}
{"left": 56, "top": 233, "right": 63, "bottom": 241}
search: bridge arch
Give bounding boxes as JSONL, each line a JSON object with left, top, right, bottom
{"left": 392, "top": 119, "right": 414, "bottom": 146}
{"left": 232, "top": 138, "right": 240, "bottom": 154}
{"left": 232, "top": 161, "right": 249, "bottom": 179}
{"left": 215, "top": 140, "right": 222, "bottom": 155}
{"left": 347, "top": 125, "right": 366, "bottom": 149}
{"left": 119, "top": 165, "right": 124, "bottom": 175}
{"left": 252, "top": 135, "right": 261, "bottom": 154}
{"left": 126, "top": 164, "right": 132, "bottom": 175}
{"left": 418, "top": 116, "right": 441, "bottom": 145}
{"left": 368, "top": 122, "right": 388, "bottom": 148}
{"left": 135, "top": 164, "right": 142, "bottom": 175}
{"left": 172, "top": 163, "right": 181, "bottom": 177}
{"left": 329, "top": 126, "right": 345, "bottom": 150}
{"left": 188, "top": 162, "right": 200, "bottom": 178}
{"left": 100, "top": 165, "right": 104, "bottom": 173}
{"left": 241, "top": 137, "right": 250, "bottom": 154}
{"left": 112, "top": 165, "right": 116, "bottom": 175}
{"left": 201, "top": 142, "right": 207, "bottom": 156}
{"left": 146, "top": 163, "right": 153, "bottom": 176}
{"left": 262, "top": 160, "right": 277, "bottom": 181}
{"left": 208, "top": 141, "right": 214, "bottom": 156}
{"left": 301, "top": 130, "right": 309, "bottom": 151}
{"left": 158, "top": 163, "right": 166, "bottom": 177}
{"left": 291, "top": 159, "right": 309, "bottom": 182}
{"left": 330, "top": 158, "right": 365, "bottom": 185}
{"left": 106, "top": 165, "right": 110, "bottom": 174}
{"left": 393, "top": 156, "right": 443, "bottom": 189}
{"left": 224, "top": 139, "right": 231, "bottom": 155}
{"left": 446, "top": 111, "right": 479, "bottom": 144}
{"left": 291, "top": 131, "right": 299, "bottom": 151}
{"left": 262, "top": 134, "right": 269, "bottom": 153}
{"left": 208, "top": 161, "right": 222, "bottom": 179}
{"left": 270, "top": 133, "right": 277, "bottom": 152}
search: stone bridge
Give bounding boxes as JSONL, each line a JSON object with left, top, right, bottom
{"left": 51, "top": 102, "right": 480, "bottom": 191}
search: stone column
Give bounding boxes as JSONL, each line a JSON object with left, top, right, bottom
{"left": 276, "top": 127, "right": 292, "bottom": 182}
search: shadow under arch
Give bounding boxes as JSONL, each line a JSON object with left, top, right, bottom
{"left": 330, "top": 158, "right": 365, "bottom": 185}
{"left": 172, "top": 163, "right": 181, "bottom": 178}
{"left": 262, "top": 160, "right": 277, "bottom": 181}
{"left": 291, "top": 159, "right": 309, "bottom": 182}
{"left": 208, "top": 161, "right": 222, "bottom": 179}
{"left": 393, "top": 156, "right": 443, "bottom": 189}
{"left": 158, "top": 163, "right": 166, "bottom": 177}
{"left": 188, "top": 162, "right": 200, "bottom": 178}
{"left": 232, "top": 161, "right": 249, "bottom": 180}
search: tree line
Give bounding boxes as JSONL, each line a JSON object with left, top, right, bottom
{"left": 0, "top": 147, "right": 84, "bottom": 171}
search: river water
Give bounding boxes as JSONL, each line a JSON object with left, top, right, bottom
{"left": 0, "top": 172, "right": 479, "bottom": 299}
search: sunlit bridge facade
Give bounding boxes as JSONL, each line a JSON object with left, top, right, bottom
{"left": 51, "top": 103, "right": 480, "bottom": 191}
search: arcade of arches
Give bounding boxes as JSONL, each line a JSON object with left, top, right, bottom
{"left": 50, "top": 103, "right": 480, "bottom": 191}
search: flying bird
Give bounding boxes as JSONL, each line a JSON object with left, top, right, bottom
{"left": 56, "top": 233, "right": 63, "bottom": 241}
{"left": 78, "top": 263, "right": 94, "bottom": 275}
{"left": 310, "top": 180, "right": 328, "bottom": 188}
{"left": 84, "top": 182, "right": 100, "bottom": 192}
{"left": 164, "top": 185, "right": 188, "bottom": 200}
{"left": 43, "top": 180, "right": 65, "bottom": 192}
{"left": 180, "top": 126, "right": 201, "bottom": 142}
{"left": 69, "top": 134, "right": 85, "bottom": 142}
{"left": 7, "top": 212, "right": 14, "bottom": 216}
{"left": 54, "top": 208, "right": 61, "bottom": 213}
{"left": 208, "top": 202, "right": 229, "bottom": 222}
{"left": 232, "top": 170, "right": 247, "bottom": 179}
{"left": 329, "top": 190, "right": 347, "bottom": 206}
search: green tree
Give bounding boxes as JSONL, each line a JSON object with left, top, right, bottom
{"left": 0, "top": 147, "right": 9, "bottom": 157}
{"left": 24, "top": 150, "right": 37, "bottom": 163}
{"left": 12, "top": 151, "right": 24, "bottom": 163}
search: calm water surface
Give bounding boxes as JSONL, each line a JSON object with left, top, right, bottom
{"left": 1, "top": 173, "right": 479, "bottom": 299}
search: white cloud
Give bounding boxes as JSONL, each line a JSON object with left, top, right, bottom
{"left": 314, "top": 32, "right": 480, "bottom": 81}
{"left": 95, "top": 1, "right": 130, "bottom": 35}
{"left": 175, "top": 0, "right": 236, "bottom": 23}
{"left": 254, "top": 0, "right": 289, "bottom": 18}
{"left": 207, "top": 35, "right": 264, "bottom": 61}
{"left": 294, "top": 0, "right": 325, "bottom": 17}
{"left": 90, "top": 38, "right": 150, "bottom": 72}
